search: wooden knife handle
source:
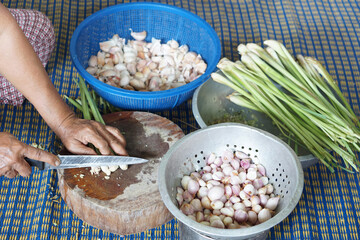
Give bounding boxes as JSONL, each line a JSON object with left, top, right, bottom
{"left": 25, "top": 157, "right": 45, "bottom": 170}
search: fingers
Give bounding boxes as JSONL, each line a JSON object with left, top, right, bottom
{"left": 5, "top": 169, "right": 18, "bottom": 178}
{"left": 64, "top": 141, "right": 97, "bottom": 155}
{"left": 104, "top": 126, "right": 126, "bottom": 147}
{"left": 12, "top": 160, "right": 31, "bottom": 177}
{"left": 57, "top": 117, "right": 127, "bottom": 156}
{"left": 82, "top": 122, "right": 127, "bottom": 156}
{"left": 23, "top": 145, "right": 60, "bottom": 167}
{"left": 102, "top": 126, "right": 127, "bottom": 155}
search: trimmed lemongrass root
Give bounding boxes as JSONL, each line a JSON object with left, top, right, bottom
{"left": 212, "top": 40, "right": 360, "bottom": 172}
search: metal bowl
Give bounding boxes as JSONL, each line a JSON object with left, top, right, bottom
{"left": 192, "top": 74, "right": 319, "bottom": 169}
{"left": 158, "top": 123, "right": 304, "bottom": 239}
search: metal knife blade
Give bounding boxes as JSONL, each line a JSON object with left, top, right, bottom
{"left": 26, "top": 155, "right": 148, "bottom": 170}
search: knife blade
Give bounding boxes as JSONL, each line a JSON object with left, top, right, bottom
{"left": 25, "top": 155, "right": 149, "bottom": 170}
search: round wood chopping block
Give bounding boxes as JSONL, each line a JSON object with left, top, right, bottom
{"left": 57, "top": 111, "right": 184, "bottom": 235}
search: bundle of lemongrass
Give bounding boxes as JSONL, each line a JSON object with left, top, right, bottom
{"left": 64, "top": 77, "right": 121, "bottom": 120}
{"left": 212, "top": 40, "right": 360, "bottom": 172}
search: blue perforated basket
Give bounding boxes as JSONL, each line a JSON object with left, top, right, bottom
{"left": 70, "top": 2, "right": 221, "bottom": 111}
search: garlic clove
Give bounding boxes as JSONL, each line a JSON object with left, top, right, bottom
{"left": 88, "top": 55, "right": 98, "bottom": 67}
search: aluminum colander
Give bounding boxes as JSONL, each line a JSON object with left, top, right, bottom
{"left": 158, "top": 123, "right": 304, "bottom": 240}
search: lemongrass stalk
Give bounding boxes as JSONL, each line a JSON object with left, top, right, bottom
{"left": 217, "top": 53, "right": 358, "bottom": 171}
{"left": 265, "top": 42, "right": 356, "bottom": 127}
{"left": 75, "top": 78, "right": 91, "bottom": 120}
{"left": 265, "top": 47, "right": 285, "bottom": 68}
{"left": 240, "top": 52, "right": 348, "bottom": 140}
{"left": 78, "top": 76, "right": 105, "bottom": 124}
{"left": 227, "top": 93, "right": 260, "bottom": 112}
{"left": 245, "top": 51, "right": 357, "bottom": 140}
{"left": 306, "top": 57, "right": 358, "bottom": 122}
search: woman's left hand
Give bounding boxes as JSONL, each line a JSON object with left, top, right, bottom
{"left": 54, "top": 114, "right": 127, "bottom": 156}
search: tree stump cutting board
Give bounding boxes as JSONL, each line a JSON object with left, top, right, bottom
{"left": 57, "top": 111, "right": 184, "bottom": 235}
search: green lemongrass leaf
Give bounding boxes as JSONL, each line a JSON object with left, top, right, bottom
{"left": 75, "top": 98, "right": 82, "bottom": 106}
{"left": 64, "top": 95, "right": 83, "bottom": 112}
{"left": 307, "top": 57, "right": 357, "bottom": 121}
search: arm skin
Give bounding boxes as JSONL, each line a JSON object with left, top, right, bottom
{"left": 0, "top": 4, "right": 127, "bottom": 178}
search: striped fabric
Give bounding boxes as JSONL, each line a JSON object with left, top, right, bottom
{"left": 0, "top": 0, "right": 359, "bottom": 239}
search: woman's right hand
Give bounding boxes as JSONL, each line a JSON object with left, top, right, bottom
{"left": 0, "top": 132, "right": 60, "bottom": 178}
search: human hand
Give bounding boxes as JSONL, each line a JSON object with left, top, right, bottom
{"left": 55, "top": 114, "right": 127, "bottom": 156}
{"left": 0, "top": 132, "right": 60, "bottom": 178}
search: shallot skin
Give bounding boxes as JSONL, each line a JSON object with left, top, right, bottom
{"left": 176, "top": 148, "right": 280, "bottom": 229}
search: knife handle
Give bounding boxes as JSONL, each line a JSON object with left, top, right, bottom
{"left": 25, "top": 157, "right": 45, "bottom": 170}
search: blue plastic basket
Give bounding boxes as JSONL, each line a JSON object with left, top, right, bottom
{"left": 70, "top": 2, "right": 221, "bottom": 111}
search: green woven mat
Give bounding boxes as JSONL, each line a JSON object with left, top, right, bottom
{"left": 0, "top": 0, "right": 360, "bottom": 239}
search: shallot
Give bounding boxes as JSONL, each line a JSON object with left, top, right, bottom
{"left": 176, "top": 149, "right": 280, "bottom": 229}
{"left": 86, "top": 30, "right": 207, "bottom": 91}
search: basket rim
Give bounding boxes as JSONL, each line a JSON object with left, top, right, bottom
{"left": 69, "top": 2, "right": 221, "bottom": 99}
{"left": 158, "top": 123, "right": 305, "bottom": 238}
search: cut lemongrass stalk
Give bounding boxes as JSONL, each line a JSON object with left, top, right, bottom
{"left": 78, "top": 76, "right": 105, "bottom": 124}
{"left": 75, "top": 78, "right": 91, "bottom": 120}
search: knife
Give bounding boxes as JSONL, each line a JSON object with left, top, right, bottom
{"left": 25, "top": 155, "right": 149, "bottom": 170}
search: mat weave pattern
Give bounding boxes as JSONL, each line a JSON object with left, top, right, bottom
{"left": 0, "top": 0, "right": 360, "bottom": 239}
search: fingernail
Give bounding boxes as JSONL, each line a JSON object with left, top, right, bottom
{"left": 56, "top": 157, "right": 61, "bottom": 166}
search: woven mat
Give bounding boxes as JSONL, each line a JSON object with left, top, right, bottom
{"left": 0, "top": 0, "right": 360, "bottom": 239}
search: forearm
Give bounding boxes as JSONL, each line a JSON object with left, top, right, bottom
{"left": 0, "top": 4, "right": 74, "bottom": 135}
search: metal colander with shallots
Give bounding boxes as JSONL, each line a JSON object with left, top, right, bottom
{"left": 158, "top": 123, "right": 304, "bottom": 240}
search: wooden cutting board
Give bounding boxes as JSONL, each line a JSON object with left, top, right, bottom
{"left": 57, "top": 111, "right": 184, "bottom": 235}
